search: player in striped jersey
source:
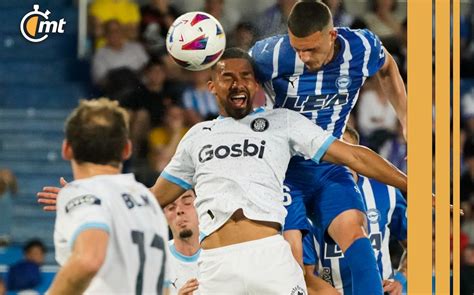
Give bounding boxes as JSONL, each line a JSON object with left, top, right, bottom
{"left": 303, "top": 127, "right": 407, "bottom": 295}
{"left": 250, "top": 2, "right": 407, "bottom": 295}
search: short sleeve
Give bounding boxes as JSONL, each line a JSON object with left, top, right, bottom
{"left": 361, "top": 29, "right": 386, "bottom": 77}
{"left": 55, "top": 185, "right": 112, "bottom": 251}
{"left": 389, "top": 189, "right": 407, "bottom": 241}
{"left": 161, "top": 131, "right": 196, "bottom": 190}
{"left": 286, "top": 110, "right": 336, "bottom": 163}
{"left": 249, "top": 38, "right": 276, "bottom": 83}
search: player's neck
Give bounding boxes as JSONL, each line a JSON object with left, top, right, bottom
{"left": 174, "top": 236, "right": 200, "bottom": 257}
{"left": 327, "top": 38, "right": 341, "bottom": 65}
{"left": 71, "top": 161, "right": 122, "bottom": 180}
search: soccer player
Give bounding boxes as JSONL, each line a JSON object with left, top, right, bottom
{"left": 163, "top": 190, "right": 201, "bottom": 295}
{"left": 150, "top": 47, "right": 406, "bottom": 294}
{"left": 39, "top": 48, "right": 406, "bottom": 294}
{"left": 48, "top": 99, "right": 171, "bottom": 294}
{"left": 303, "top": 127, "right": 407, "bottom": 295}
{"left": 249, "top": 2, "right": 407, "bottom": 294}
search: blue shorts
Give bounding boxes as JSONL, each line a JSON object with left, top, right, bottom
{"left": 284, "top": 157, "right": 365, "bottom": 234}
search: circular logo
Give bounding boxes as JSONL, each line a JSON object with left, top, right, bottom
{"left": 335, "top": 75, "right": 352, "bottom": 90}
{"left": 250, "top": 118, "right": 269, "bottom": 132}
{"left": 290, "top": 285, "right": 306, "bottom": 295}
{"left": 20, "top": 4, "right": 66, "bottom": 43}
{"left": 366, "top": 208, "right": 381, "bottom": 224}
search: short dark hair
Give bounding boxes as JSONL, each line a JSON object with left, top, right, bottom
{"left": 288, "top": 1, "right": 333, "bottom": 37}
{"left": 65, "top": 98, "right": 129, "bottom": 167}
{"left": 23, "top": 239, "right": 46, "bottom": 254}
{"left": 212, "top": 47, "right": 257, "bottom": 73}
{"left": 344, "top": 126, "right": 360, "bottom": 145}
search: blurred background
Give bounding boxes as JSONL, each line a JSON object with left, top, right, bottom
{"left": 0, "top": 0, "right": 472, "bottom": 293}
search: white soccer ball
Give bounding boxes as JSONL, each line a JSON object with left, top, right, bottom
{"left": 166, "top": 12, "right": 226, "bottom": 71}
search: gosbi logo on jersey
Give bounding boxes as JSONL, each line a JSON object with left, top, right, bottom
{"left": 20, "top": 4, "right": 66, "bottom": 43}
{"left": 198, "top": 139, "right": 266, "bottom": 163}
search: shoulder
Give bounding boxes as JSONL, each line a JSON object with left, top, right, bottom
{"left": 251, "top": 34, "right": 288, "bottom": 61}
{"left": 338, "top": 27, "right": 381, "bottom": 46}
{"left": 57, "top": 179, "right": 104, "bottom": 212}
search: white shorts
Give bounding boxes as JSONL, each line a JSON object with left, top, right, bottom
{"left": 197, "top": 234, "right": 307, "bottom": 295}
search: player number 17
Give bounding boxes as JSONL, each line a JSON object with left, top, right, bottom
{"left": 131, "top": 230, "right": 166, "bottom": 295}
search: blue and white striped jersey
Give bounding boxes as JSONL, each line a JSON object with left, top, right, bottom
{"left": 250, "top": 28, "right": 386, "bottom": 138}
{"left": 304, "top": 175, "right": 407, "bottom": 294}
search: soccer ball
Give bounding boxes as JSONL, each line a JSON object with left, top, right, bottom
{"left": 166, "top": 12, "right": 226, "bottom": 71}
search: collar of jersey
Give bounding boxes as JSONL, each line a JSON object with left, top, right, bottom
{"left": 169, "top": 243, "right": 201, "bottom": 262}
{"left": 216, "top": 107, "right": 265, "bottom": 120}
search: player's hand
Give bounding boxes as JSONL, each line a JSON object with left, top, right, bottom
{"left": 383, "top": 279, "right": 402, "bottom": 295}
{"left": 36, "top": 177, "right": 68, "bottom": 212}
{"left": 178, "top": 278, "right": 199, "bottom": 295}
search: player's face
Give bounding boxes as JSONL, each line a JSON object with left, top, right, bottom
{"left": 163, "top": 191, "right": 199, "bottom": 240}
{"left": 289, "top": 27, "right": 337, "bottom": 72}
{"left": 209, "top": 58, "right": 258, "bottom": 119}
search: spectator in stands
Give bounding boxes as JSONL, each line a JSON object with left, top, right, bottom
{"left": 364, "top": 0, "right": 403, "bottom": 44}
{"left": 461, "top": 136, "right": 474, "bottom": 205}
{"left": 0, "top": 169, "right": 17, "bottom": 245}
{"left": 254, "top": 0, "right": 297, "bottom": 38}
{"left": 181, "top": 69, "right": 219, "bottom": 125}
{"left": 91, "top": 20, "right": 149, "bottom": 96}
{"left": 379, "top": 123, "right": 406, "bottom": 173}
{"left": 462, "top": 86, "right": 474, "bottom": 137}
{"left": 228, "top": 22, "right": 257, "bottom": 51}
{"left": 461, "top": 2, "right": 474, "bottom": 77}
{"left": 7, "top": 239, "right": 46, "bottom": 292}
{"left": 203, "top": 0, "right": 240, "bottom": 33}
{"left": 461, "top": 244, "right": 474, "bottom": 294}
{"left": 356, "top": 76, "right": 398, "bottom": 150}
{"left": 121, "top": 60, "right": 171, "bottom": 159}
{"left": 322, "top": 0, "right": 354, "bottom": 27}
{"left": 148, "top": 105, "right": 188, "bottom": 173}
{"left": 140, "top": 0, "right": 181, "bottom": 56}
{"left": 89, "top": 0, "right": 141, "bottom": 46}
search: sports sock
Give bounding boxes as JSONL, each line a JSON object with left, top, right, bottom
{"left": 344, "top": 237, "right": 383, "bottom": 295}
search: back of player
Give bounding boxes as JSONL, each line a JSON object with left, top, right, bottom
{"left": 55, "top": 174, "right": 170, "bottom": 294}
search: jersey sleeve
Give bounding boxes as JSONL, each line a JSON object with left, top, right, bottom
{"left": 389, "top": 189, "right": 407, "bottom": 241}
{"left": 54, "top": 184, "right": 112, "bottom": 264}
{"left": 286, "top": 110, "right": 336, "bottom": 163}
{"left": 249, "top": 38, "right": 275, "bottom": 83}
{"left": 360, "top": 29, "right": 386, "bottom": 77}
{"left": 161, "top": 129, "right": 196, "bottom": 190}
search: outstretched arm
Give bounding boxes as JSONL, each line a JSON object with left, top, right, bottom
{"left": 374, "top": 49, "right": 407, "bottom": 140}
{"left": 322, "top": 140, "right": 407, "bottom": 192}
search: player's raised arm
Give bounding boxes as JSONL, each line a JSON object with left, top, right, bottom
{"left": 322, "top": 140, "right": 407, "bottom": 192}
{"left": 374, "top": 48, "right": 407, "bottom": 140}
{"left": 150, "top": 176, "right": 187, "bottom": 208}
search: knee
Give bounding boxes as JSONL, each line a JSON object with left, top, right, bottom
{"left": 327, "top": 209, "right": 368, "bottom": 251}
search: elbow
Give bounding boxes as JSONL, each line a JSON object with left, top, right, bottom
{"left": 75, "top": 253, "right": 105, "bottom": 277}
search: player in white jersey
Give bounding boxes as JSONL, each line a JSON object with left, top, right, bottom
{"left": 149, "top": 48, "right": 407, "bottom": 294}
{"left": 48, "top": 99, "right": 171, "bottom": 295}
{"left": 163, "top": 190, "right": 200, "bottom": 295}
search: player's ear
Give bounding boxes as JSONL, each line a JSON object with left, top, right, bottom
{"left": 62, "top": 139, "right": 73, "bottom": 161}
{"left": 207, "top": 80, "right": 216, "bottom": 95}
{"left": 329, "top": 28, "right": 338, "bottom": 41}
{"left": 122, "top": 139, "right": 132, "bottom": 161}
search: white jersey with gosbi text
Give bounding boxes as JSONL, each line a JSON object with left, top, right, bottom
{"left": 54, "top": 174, "right": 171, "bottom": 294}
{"left": 162, "top": 107, "right": 335, "bottom": 239}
